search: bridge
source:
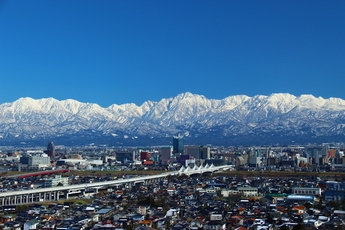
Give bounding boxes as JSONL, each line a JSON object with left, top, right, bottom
{"left": 0, "top": 164, "right": 233, "bottom": 205}
{"left": 177, "top": 163, "right": 233, "bottom": 176}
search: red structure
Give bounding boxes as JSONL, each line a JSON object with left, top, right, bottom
{"left": 142, "top": 160, "right": 154, "bottom": 165}
{"left": 140, "top": 152, "right": 151, "bottom": 160}
{"left": 16, "top": 169, "right": 69, "bottom": 178}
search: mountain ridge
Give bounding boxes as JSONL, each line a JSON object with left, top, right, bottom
{"left": 0, "top": 92, "right": 345, "bottom": 146}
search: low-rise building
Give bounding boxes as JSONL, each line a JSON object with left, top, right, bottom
{"left": 44, "top": 175, "right": 69, "bottom": 187}
{"left": 238, "top": 187, "right": 258, "bottom": 197}
{"left": 19, "top": 154, "right": 51, "bottom": 171}
{"left": 291, "top": 187, "right": 321, "bottom": 196}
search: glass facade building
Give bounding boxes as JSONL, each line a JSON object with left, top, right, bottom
{"left": 173, "top": 134, "right": 184, "bottom": 155}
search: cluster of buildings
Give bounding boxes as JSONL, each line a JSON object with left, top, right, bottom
{"left": 234, "top": 145, "right": 345, "bottom": 172}
{"left": 0, "top": 137, "right": 345, "bottom": 174}
{"left": 0, "top": 173, "right": 345, "bottom": 229}
{"left": 0, "top": 138, "right": 344, "bottom": 229}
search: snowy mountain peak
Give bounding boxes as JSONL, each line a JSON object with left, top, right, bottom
{"left": 0, "top": 93, "right": 345, "bottom": 146}
{"left": 268, "top": 93, "right": 296, "bottom": 101}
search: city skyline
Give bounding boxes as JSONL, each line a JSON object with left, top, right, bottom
{"left": 0, "top": 1, "right": 344, "bottom": 107}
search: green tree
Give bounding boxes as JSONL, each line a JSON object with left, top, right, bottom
{"left": 280, "top": 226, "right": 289, "bottom": 230}
{"left": 327, "top": 200, "right": 341, "bottom": 210}
{"left": 16, "top": 204, "right": 29, "bottom": 213}
{"left": 293, "top": 223, "right": 306, "bottom": 230}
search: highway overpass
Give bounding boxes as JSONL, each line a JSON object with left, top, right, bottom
{"left": 0, "top": 164, "right": 233, "bottom": 205}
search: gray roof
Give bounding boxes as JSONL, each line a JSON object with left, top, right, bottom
{"left": 94, "top": 209, "right": 112, "bottom": 214}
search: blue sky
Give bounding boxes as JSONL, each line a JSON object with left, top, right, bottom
{"left": 0, "top": 1, "right": 344, "bottom": 107}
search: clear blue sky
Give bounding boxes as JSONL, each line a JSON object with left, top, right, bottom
{"left": 1, "top": 1, "right": 344, "bottom": 107}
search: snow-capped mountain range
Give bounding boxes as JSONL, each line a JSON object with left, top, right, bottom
{"left": 1, "top": 92, "right": 345, "bottom": 146}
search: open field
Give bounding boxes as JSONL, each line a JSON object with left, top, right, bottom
{"left": 56, "top": 199, "right": 93, "bottom": 205}
{"left": 64, "top": 170, "right": 166, "bottom": 177}
{"left": 1, "top": 170, "right": 345, "bottom": 180}
{"left": 0, "top": 170, "right": 165, "bottom": 177}
{"left": 215, "top": 171, "right": 345, "bottom": 180}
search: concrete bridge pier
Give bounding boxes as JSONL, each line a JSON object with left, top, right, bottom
{"left": 63, "top": 191, "right": 69, "bottom": 200}
{"left": 126, "top": 182, "right": 133, "bottom": 189}
{"left": 0, "top": 191, "right": 61, "bottom": 206}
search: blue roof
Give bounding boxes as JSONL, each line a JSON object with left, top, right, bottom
{"left": 287, "top": 195, "right": 315, "bottom": 200}
{"left": 95, "top": 209, "right": 112, "bottom": 214}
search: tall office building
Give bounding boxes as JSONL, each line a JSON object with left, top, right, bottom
{"left": 184, "top": 146, "right": 200, "bottom": 159}
{"left": 199, "top": 146, "right": 210, "bottom": 159}
{"left": 116, "top": 151, "right": 135, "bottom": 164}
{"left": 45, "top": 142, "right": 55, "bottom": 158}
{"left": 160, "top": 147, "right": 172, "bottom": 159}
{"left": 173, "top": 134, "right": 184, "bottom": 155}
{"left": 184, "top": 145, "right": 210, "bottom": 159}
{"left": 305, "top": 146, "right": 327, "bottom": 165}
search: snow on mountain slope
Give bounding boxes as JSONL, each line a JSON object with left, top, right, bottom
{"left": 0, "top": 92, "right": 345, "bottom": 145}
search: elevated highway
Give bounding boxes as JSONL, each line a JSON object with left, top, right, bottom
{"left": 0, "top": 164, "right": 233, "bottom": 205}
